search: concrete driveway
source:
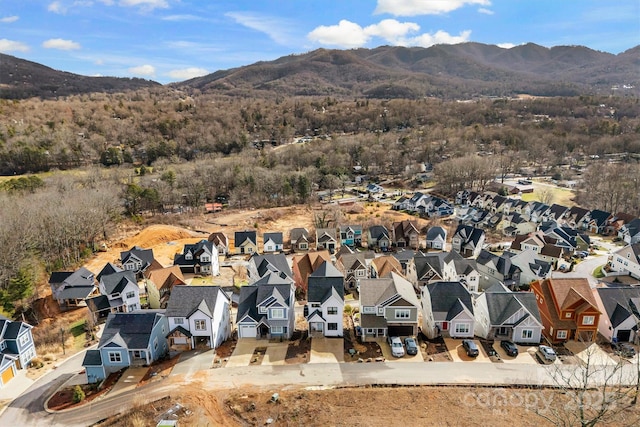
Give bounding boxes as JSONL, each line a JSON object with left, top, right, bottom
{"left": 171, "top": 349, "right": 214, "bottom": 376}
{"left": 108, "top": 367, "right": 148, "bottom": 396}
{"left": 492, "top": 343, "right": 539, "bottom": 364}
{"left": 564, "top": 341, "right": 618, "bottom": 366}
{"left": 263, "top": 344, "right": 288, "bottom": 365}
{"left": 309, "top": 337, "right": 344, "bottom": 363}
{"left": 378, "top": 338, "right": 423, "bottom": 362}
{"left": 226, "top": 339, "right": 260, "bottom": 367}
{"left": 444, "top": 338, "right": 491, "bottom": 363}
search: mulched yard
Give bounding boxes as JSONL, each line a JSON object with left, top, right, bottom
{"left": 140, "top": 355, "right": 180, "bottom": 385}
{"left": 285, "top": 330, "right": 311, "bottom": 364}
{"left": 420, "top": 335, "right": 452, "bottom": 362}
{"left": 47, "top": 370, "right": 122, "bottom": 411}
{"left": 250, "top": 347, "right": 267, "bottom": 365}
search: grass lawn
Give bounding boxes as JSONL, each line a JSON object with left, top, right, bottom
{"left": 593, "top": 265, "right": 606, "bottom": 278}
{"left": 189, "top": 276, "right": 215, "bottom": 285}
{"left": 521, "top": 184, "right": 576, "bottom": 206}
{"left": 69, "top": 319, "right": 87, "bottom": 350}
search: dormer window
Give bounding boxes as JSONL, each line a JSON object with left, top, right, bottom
{"left": 185, "top": 251, "right": 193, "bottom": 260}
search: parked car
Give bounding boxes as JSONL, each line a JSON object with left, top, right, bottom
{"left": 388, "top": 336, "right": 405, "bottom": 358}
{"left": 500, "top": 340, "right": 519, "bottom": 357}
{"left": 404, "top": 337, "right": 419, "bottom": 356}
{"left": 462, "top": 339, "right": 479, "bottom": 357}
{"left": 537, "top": 345, "right": 557, "bottom": 363}
{"left": 611, "top": 342, "right": 636, "bottom": 358}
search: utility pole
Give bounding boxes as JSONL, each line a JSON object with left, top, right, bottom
{"left": 61, "top": 327, "right": 65, "bottom": 355}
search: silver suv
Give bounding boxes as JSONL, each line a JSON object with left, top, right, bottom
{"left": 537, "top": 345, "right": 557, "bottom": 363}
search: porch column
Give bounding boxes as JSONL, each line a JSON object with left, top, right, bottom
{"left": 146, "top": 350, "right": 151, "bottom": 365}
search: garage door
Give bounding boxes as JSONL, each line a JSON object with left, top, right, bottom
{"left": 240, "top": 325, "right": 257, "bottom": 338}
{"left": 388, "top": 325, "right": 414, "bottom": 337}
{"left": 616, "top": 330, "right": 632, "bottom": 342}
{"left": 1, "top": 365, "right": 14, "bottom": 385}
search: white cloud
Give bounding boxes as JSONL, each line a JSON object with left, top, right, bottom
{"left": 0, "top": 16, "right": 19, "bottom": 23}
{"left": 167, "top": 67, "right": 209, "bottom": 81}
{"left": 226, "top": 12, "right": 294, "bottom": 45}
{"left": 497, "top": 43, "right": 515, "bottom": 49}
{"left": 128, "top": 64, "right": 156, "bottom": 76}
{"left": 162, "top": 14, "right": 205, "bottom": 22}
{"left": 48, "top": 1, "right": 66, "bottom": 14}
{"left": 0, "top": 39, "right": 29, "bottom": 52}
{"left": 42, "top": 38, "right": 81, "bottom": 50}
{"left": 308, "top": 19, "right": 471, "bottom": 49}
{"left": 375, "top": 0, "right": 491, "bottom": 16}
{"left": 119, "top": 0, "right": 168, "bottom": 10}
{"left": 307, "top": 20, "right": 370, "bottom": 48}
{"left": 478, "top": 8, "right": 494, "bottom": 15}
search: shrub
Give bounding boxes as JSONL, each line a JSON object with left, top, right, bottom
{"left": 72, "top": 385, "right": 85, "bottom": 403}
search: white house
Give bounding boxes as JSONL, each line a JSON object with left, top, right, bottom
{"left": 595, "top": 285, "right": 640, "bottom": 343}
{"left": 608, "top": 243, "right": 640, "bottom": 279}
{"left": 306, "top": 261, "right": 344, "bottom": 337}
{"left": 421, "top": 281, "right": 474, "bottom": 339}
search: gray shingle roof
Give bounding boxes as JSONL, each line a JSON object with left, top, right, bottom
{"left": 120, "top": 246, "right": 155, "bottom": 267}
{"left": 263, "top": 232, "right": 283, "bottom": 245}
{"left": 99, "top": 312, "right": 164, "bottom": 350}
{"left": 484, "top": 291, "right": 541, "bottom": 326}
{"left": 96, "top": 263, "right": 123, "bottom": 282}
{"left": 82, "top": 349, "right": 102, "bottom": 366}
{"left": 426, "top": 226, "right": 446, "bottom": 241}
{"left": 426, "top": 281, "right": 473, "bottom": 315}
{"left": 250, "top": 253, "right": 293, "bottom": 279}
{"left": 100, "top": 271, "right": 137, "bottom": 295}
{"left": 235, "top": 231, "right": 257, "bottom": 246}
{"left": 165, "top": 286, "right": 226, "bottom": 318}
{"left": 58, "top": 286, "right": 96, "bottom": 300}
{"left": 236, "top": 281, "right": 292, "bottom": 324}
{"left": 307, "top": 261, "right": 344, "bottom": 303}
{"left": 597, "top": 286, "right": 640, "bottom": 329}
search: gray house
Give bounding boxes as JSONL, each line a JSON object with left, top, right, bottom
{"left": 82, "top": 312, "right": 169, "bottom": 384}
{"left": 247, "top": 253, "right": 293, "bottom": 283}
{"left": 367, "top": 225, "right": 391, "bottom": 251}
{"left": 48, "top": 267, "right": 97, "bottom": 309}
{"left": 421, "top": 281, "right": 474, "bottom": 339}
{"left": 86, "top": 270, "right": 140, "bottom": 323}
{"left": 425, "top": 226, "right": 447, "bottom": 250}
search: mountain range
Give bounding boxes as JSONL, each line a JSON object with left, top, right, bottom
{"left": 1, "top": 42, "right": 638, "bottom": 100}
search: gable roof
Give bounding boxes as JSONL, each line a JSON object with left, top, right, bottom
{"left": 484, "top": 290, "right": 541, "bottom": 326}
{"left": 100, "top": 271, "right": 137, "bottom": 295}
{"left": 99, "top": 312, "right": 164, "bottom": 350}
{"left": 263, "top": 232, "right": 283, "bottom": 245}
{"left": 293, "top": 251, "right": 332, "bottom": 285}
{"left": 307, "top": 261, "right": 344, "bottom": 303}
{"left": 250, "top": 253, "right": 293, "bottom": 280}
{"left": 236, "top": 279, "right": 293, "bottom": 324}
{"left": 96, "top": 263, "right": 123, "bottom": 282}
{"left": 426, "top": 226, "right": 447, "bottom": 241}
{"left": 546, "top": 278, "right": 599, "bottom": 312}
{"left": 144, "top": 265, "right": 186, "bottom": 291}
{"left": 477, "top": 249, "right": 521, "bottom": 277}
{"left": 49, "top": 267, "right": 95, "bottom": 287}
{"left": 165, "top": 286, "right": 227, "bottom": 318}
{"left": 235, "top": 230, "right": 257, "bottom": 246}
{"left": 426, "top": 281, "right": 474, "bottom": 316}
{"left": 453, "top": 224, "right": 485, "bottom": 247}
{"left": 368, "top": 225, "right": 390, "bottom": 241}
{"left": 589, "top": 209, "right": 612, "bottom": 227}
{"left": 120, "top": 246, "right": 155, "bottom": 268}
{"left": 596, "top": 285, "right": 640, "bottom": 328}
{"left": 371, "top": 256, "right": 403, "bottom": 278}
{"left": 208, "top": 232, "right": 228, "bottom": 247}
{"left": 359, "top": 272, "right": 419, "bottom": 308}
{"left": 289, "top": 227, "right": 309, "bottom": 242}
{"left": 174, "top": 240, "right": 214, "bottom": 267}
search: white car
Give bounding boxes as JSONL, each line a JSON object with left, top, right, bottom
{"left": 537, "top": 345, "right": 557, "bottom": 363}
{"left": 388, "top": 336, "right": 405, "bottom": 358}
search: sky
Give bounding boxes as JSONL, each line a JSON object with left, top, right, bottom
{"left": 0, "top": 0, "right": 638, "bottom": 84}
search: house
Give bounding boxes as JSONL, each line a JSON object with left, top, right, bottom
{"left": 510, "top": 231, "right": 565, "bottom": 269}
{"left": 474, "top": 283, "right": 543, "bottom": 344}
{"left": 420, "top": 281, "right": 474, "bottom": 340}
{"left": 165, "top": 286, "right": 231, "bottom": 351}
{"left": 530, "top": 278, "right": 601, "bottom": 343}
{"left": 263, "top": 232, "right": 284, "bottom": 253}
{"left": 425, "top": 226, "right": 447, "bottom": 250}
{"left": 393, "top": 249, "right": 423, "bottom": 276}
{"left": 501, "top": 213, "right": 536, "bottom": 236}
{"left": 0, "top": 316, "right": 36, "bottom": 388}
{"left": 143, "top": 265, "right": 186, "bottom": 309}
{"left": 120, "top": 246, "right": 161, "bottom": 278}
{"left": 96, "top": 262, "right": 122, "bottom": 282}
{"left": 564, "top": 206, "right": 590, "bottom": 229}
{"left": 408, "top": 251, "right": 480, "bottom": 293}
{"left": 292, "top": 251, "right": 332, "bottom": 296}
{"left": 234, "top": 230, "right": 258, "bottom": 255}
{"left": 359, "top": 272, "right": 420, "bottom": 342}
{"left": 289, "top": 228, "right": 311, "bottom": 252}
{"left": 336, "top": 250, "right": 374, "bottom": 291}
{"left": 86, "top": 270, "right": 141, "bottom": 323}
{"left": 82, "top": 312, "right": 169, "bottom": 384}
{"left": 207, "top": 232, "right": 229, "bottom": 255}
{"left": 476, "top": 249, "right": 522, "bottom": 290}
{"left": 236, "top": 273, "right": 296, "bottom": 339}
{"left": 595, "top": 285, "right": 640, "bottom": 343}
{"left": 392, "top": 220, "right": 420, "bottom": 249}
{"left": 367, "top": 225, "right": 391, "bottom": 251}
{"left": 48, "top": 267, "right": 97, "bottom": 309}
{"left": 247, "top": 253, "right": 293, "bottom": 283}
{"left": 174, "top": 240, "right": 218, "bottom": 276}
{"left": 306, "top": 261, "right": 344, "bottom": 337}
{"left": 619, "top": 219, "right": 640, "bottom": 245}
{"left": 608, "top": 243, "right": 640, "bottom": 279}
{"left": 586, "top": 209, "right": 612, "bottom": 234}
{"left": 451, "top": 224, "right": 485, "bottom": 258}
{"left": 542, "top": 204, "right": 569, "bottom": 223}
{"left": 369, "top": 256, "right": 403, "bottom": 280}
{"left": 366, "top": 183, "right": 384, "bottom": 193}
{"left": 316, "top": 228, "right": 338, "bottom": 253}
{"left": 503, "top": 249, "right": 552, "bottom": 286}
{"left": 339, "top": 225, "right": 363, "bottom": 247}
{"left": 605, "top": 213, "right": 636, "bottom": 236}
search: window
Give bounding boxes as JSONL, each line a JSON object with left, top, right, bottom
{"left": 311, "top": 303, "right": 321, "bottom": 308}
{"left": 328, "top": 323, "right": 338, "bottom": 331}
{"left": 154, "top": 337, "right": 158, "bottom": 350}
{"left": 126, "top": 291, "right": 135, "bottom": 299}
{"left": 454, "top": 323, "right": 470, "bottom": 334}
{"left": 0, "top": 341, "right": 6, "bottom": 351}
{"left": 521, "top": 329, "right": 533, "bottom": 339}
{"left": 362, "top": 306, "right": 375, "bottom": 314}
{"left": 299, "top": 243, "right": 308, "bottom": 249}
{"left": 271, "top": 326, "right": 283, "bottom": 334}
{"left": 108, "top": 352, "right": 122, "bottom": 363}
{"left": 497, "top": 327, "right": 509, "bottom": 336}
{"left": 395, "top": 309, "right": 410, "bottom": 319}
{"left": 565, "top": 312, "right": 572, "bottom": 318}
{"left": 19, "top": 334, "right": 29, "bottom": 346}
{"left": 270, "top": 308, "right": 285, "bottom": 319}
{"left": 128, "top": 304, "right": 137, "bottom": 312}
{"left": 582, "top": 315, "right": 595, "bottom": 325}
{"left": 174, "top": 317, "right": 184, "bottom": 325}
{"left": 327, "top": 307, "right": 338, "bottom": 315}
{"left": 356, "top": 269, "right": 365, "bottom": 277}
{"left": 195, "top": 320, "right": 207, "bottom": 331}
{"left": 557, "top": 330, "right": 568, "bottom": 339}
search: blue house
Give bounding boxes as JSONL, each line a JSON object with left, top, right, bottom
{"left": 82, "top": 312, "right": 168, "bottom": 384}
{"left": 0, "top": 316, "right": 36, "bottom": 388}
{"left": 339, "top": 225, "right": 363, "bottom": 247}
